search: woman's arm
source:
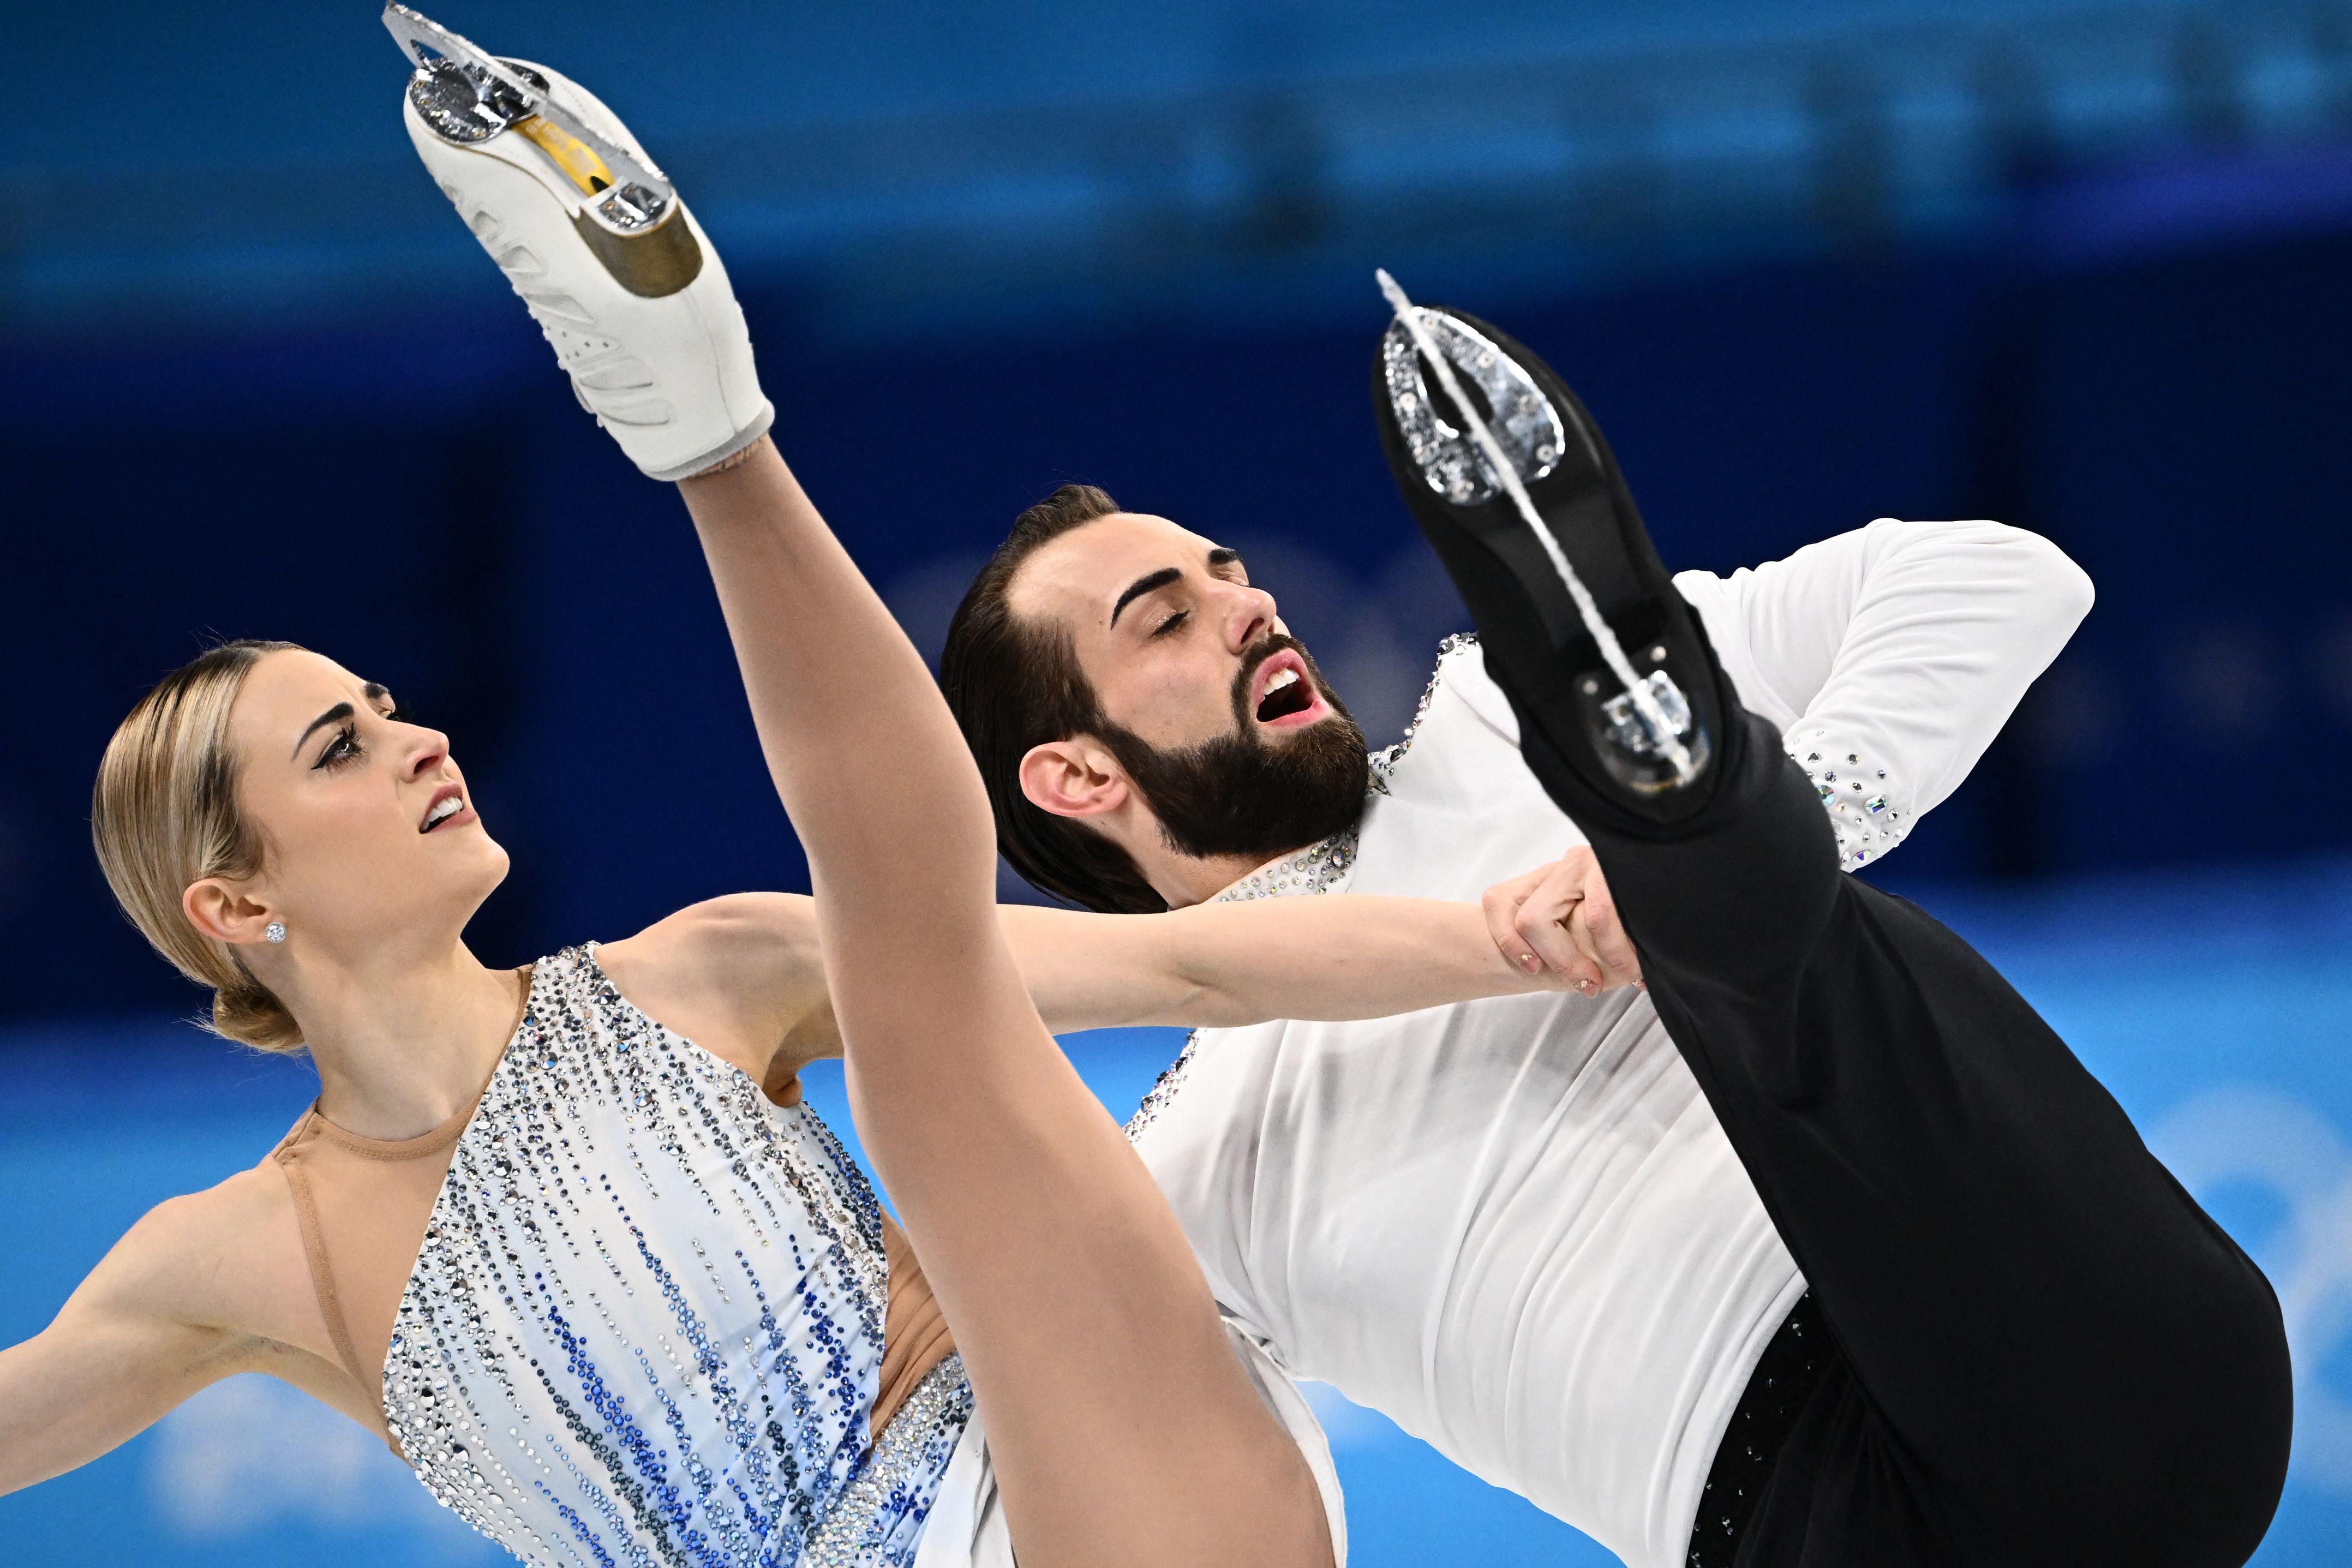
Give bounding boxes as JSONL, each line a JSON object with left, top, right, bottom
{"left": 1001, "top": 894, "right": 1575, "bottom": 1034}
{"left": 647, "top": 890, "right": 1579, "bottom": 1055}
{"left": 0, "top": 1198, "right": 258, "bottom": 1495}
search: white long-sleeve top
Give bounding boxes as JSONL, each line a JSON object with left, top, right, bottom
{"left": 1126, "top": 519, "right": 2094, "bottom": 1568}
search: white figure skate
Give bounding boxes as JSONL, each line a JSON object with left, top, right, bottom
{"left": 385, "top": 4, "right": 772, "bottom": 480}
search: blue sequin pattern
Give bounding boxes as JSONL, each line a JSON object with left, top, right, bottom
{"left": 382, "top": 945, "right": 969, "bottom": 1567}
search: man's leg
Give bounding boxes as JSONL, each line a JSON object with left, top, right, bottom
{"left": 1592, "top": 703, "right": 2289, "bottom": 1567}
{"left": 1369, "top": 292, "right": 2291, "bottom": 1566}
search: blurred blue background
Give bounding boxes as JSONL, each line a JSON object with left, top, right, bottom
{"left": 6, "top": 0, "right": 2352, "bottom": 1561}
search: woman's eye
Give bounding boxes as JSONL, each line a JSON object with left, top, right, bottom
{"left": 316, "top": 728, "right": 362, "bottom": 769}
{"left": 1152, "top": 610, "right": 1189, "bottom": 639}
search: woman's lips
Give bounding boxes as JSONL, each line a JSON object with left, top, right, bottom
{"left": 421, "top": 784, "right": 472, "bottom": 833}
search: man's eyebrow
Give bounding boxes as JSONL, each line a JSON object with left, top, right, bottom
{"left": 1109, "top": 547, "right": 1247, "bottom": 629}
{"left": 1110, "top": 567, "right": 1182, "bottom": 629}
{"left": 294, "top": 703, "right": 355, "bottom": 759}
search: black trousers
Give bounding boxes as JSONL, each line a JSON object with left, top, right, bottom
{"left": 1552, "top": 671, "right": 2294, "bottom": 1566}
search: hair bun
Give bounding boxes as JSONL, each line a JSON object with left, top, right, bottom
{"left": 211, "top": 981, "right": 304, "bottom": 1052}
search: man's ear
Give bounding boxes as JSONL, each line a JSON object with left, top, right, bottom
{"left": 183, "top": 877, "right": 276, "bottom": 948}
{"left": 1018, "top": 737, "right": 1130, "bottom": 822}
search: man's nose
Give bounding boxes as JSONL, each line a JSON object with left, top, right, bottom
{"left": 1219, "top": 581, "right": 1280, "bottom": 651}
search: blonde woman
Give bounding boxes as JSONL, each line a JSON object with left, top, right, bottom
{"left": 0, "top": 29, "right": 1584, "bottom": 1568}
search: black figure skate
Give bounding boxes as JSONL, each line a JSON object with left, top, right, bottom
{"left": 1369, "top": 271, "right": 1720, "bottom": 827}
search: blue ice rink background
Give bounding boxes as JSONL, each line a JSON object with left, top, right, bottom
{"left": 5, "top": 857, "right": 2348, "bottom": 1566}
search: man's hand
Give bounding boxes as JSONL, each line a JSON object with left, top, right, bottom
{"left": 1482, "top": 847, "right": 1642, "bottom": 997}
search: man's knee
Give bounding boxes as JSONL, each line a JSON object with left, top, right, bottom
{"left": 2033, "top": 1279, "right": 2292, "bottom": 1567}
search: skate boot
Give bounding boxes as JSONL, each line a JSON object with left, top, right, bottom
{"left": 385, "top": 4, "right": 771, "bottom": 480}
{"left": 1368, "top": 271, "right": 1721, "bottom": 828}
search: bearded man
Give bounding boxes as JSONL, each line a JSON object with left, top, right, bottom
{"left": 934, "top": 304, "right": 2288, "bottom": 1568}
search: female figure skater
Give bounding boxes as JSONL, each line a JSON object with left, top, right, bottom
{"left": 0, "top": 34, "right": 1580, "bottom": 1568}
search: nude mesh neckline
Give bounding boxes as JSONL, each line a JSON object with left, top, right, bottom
{"left": 304, "top": 965, "right": 536, "bottom": 1156}
{"left": 270, "top": 965, "right": 538, "bottom": 1432}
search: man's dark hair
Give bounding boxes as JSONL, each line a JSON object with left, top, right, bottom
{"left": 939, "top": 484, "right": 1170, "bottom": 913}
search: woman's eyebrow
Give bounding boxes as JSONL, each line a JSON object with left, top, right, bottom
{"left": 294, "top": 703, "right": 355, "bottom": 758}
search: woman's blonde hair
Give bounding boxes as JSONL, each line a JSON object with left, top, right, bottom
{"left": 92, "top": 639, "right": 307, "bottom": 1052}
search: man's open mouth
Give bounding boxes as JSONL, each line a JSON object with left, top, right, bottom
{"left": 1257, "top": 667, "right": 1312, "bottom": 721}
{"left": 1248, "top": 648, "right": 1327, "bottom": 728}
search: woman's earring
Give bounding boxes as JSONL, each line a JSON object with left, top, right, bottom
{"left": 265, "top": 921, "right": 288, "bottom": 944}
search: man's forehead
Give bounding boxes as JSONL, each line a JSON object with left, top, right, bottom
{"left": 1009, "top": 512, "right": 1214, "bottom": 624}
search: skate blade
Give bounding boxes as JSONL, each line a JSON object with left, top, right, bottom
{"left": 1377, "top": 268, "right": 1703, "bottom": 787}
{"left": 383, "top": 3, "right": 676, "bottom": 234}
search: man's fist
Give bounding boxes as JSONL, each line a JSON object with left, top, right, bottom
{"left": 1482, "top": 846, "right": 1642, "bottom": 997}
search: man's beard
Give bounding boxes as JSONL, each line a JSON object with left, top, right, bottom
{"left": 1097, "top": 635, "right": 1372, "bottom": 865}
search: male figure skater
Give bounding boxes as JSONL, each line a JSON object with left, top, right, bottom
{"left": 938, "top": 303, "right": 2291, "bottom": 1565}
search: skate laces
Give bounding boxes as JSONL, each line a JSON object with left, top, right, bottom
{"left": 1377, "top": 270, "right": 1700, "bottom": 786}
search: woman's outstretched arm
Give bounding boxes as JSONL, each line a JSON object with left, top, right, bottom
{"left": 0, "top": 1193, "right": 270, "bottom": 1494}
{"left": 676, "top": 439, "right": 1332, "bottom": 1568}
{"left": 1004, "top": 893, "right": 1586, "bottom": 1034}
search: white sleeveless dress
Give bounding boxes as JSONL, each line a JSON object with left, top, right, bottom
{"left": 382, "top": 944, "right": 972, "bottom": 1567}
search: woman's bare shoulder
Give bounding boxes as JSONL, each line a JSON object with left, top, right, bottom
{"left": 597, "top": 894, "right": 827, "bottom": 1081}
{"left": 82, "top": 1162, "right": 319, "bottom": 1353}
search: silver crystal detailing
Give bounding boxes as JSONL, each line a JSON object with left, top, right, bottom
{"left": 1124, "top": 1028, "right": 1208, "bottom": 1141}
{"left": 1370, "top": 633, "right": 1478, "bottom": 791}
{"left": 804, "top": 1356, "right": 975, "bottom": 1567}
{"left": 1124, "top": 831, "right": 1364, "bottom": 1140}
{"left": 381, "top": 945, "right": 956, "bottom": 1566}
{"left": 1381, "top": 312, "right": 1566, "bottom": 506}
{"left": 1791, "top": 727, "right": 1908, "bottom": 869}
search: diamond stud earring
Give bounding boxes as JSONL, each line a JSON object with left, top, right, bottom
{"left": 265, "top": 921, "right": 288, "bottom": 944}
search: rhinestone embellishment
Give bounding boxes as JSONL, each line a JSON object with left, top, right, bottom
{"left": 381, "top": 945, "right": 962, "bottom": 1566}
{"left": 1790, "top": 727, "right": 1908, "bottom": 869}
{"left": 1382, "top": 312, "right": 1567, "bottom": 505}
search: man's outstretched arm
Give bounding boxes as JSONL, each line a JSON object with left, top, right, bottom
{"left": 1673, "top": 518, "right": 2094, "bottom": 867}
{"left": 1481, "top": 519, "right": 2092, "bottom": 981}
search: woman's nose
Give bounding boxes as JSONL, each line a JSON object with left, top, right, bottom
{"left": 406, "top": 729, "right": 453, "bottom": 777}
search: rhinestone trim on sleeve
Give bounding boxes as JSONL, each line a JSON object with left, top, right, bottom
{"left": 1787, "top": 726, "right": 1908, "bottom": 869}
